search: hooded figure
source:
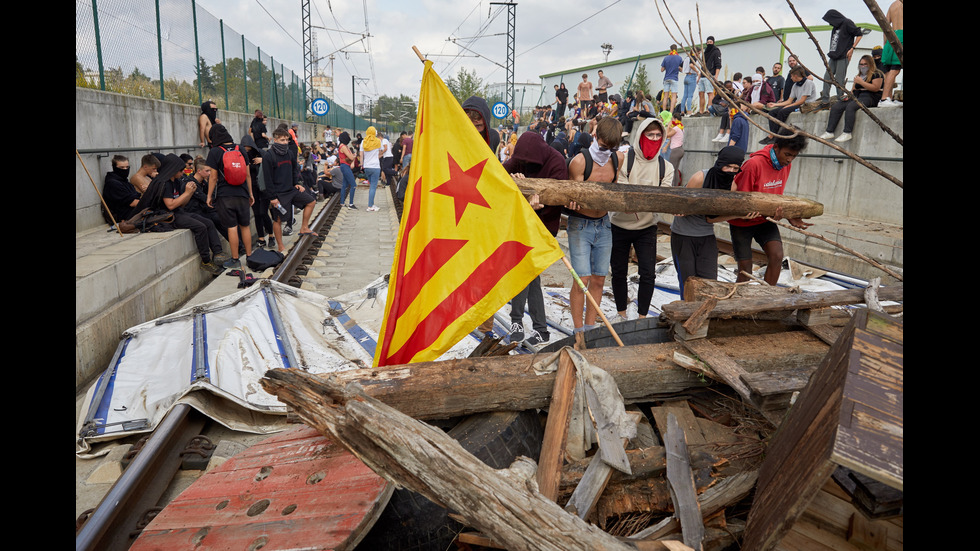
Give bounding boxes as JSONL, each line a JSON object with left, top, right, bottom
{"left": 134, "top": 154, "right": 185, "bottom": 214}
{"left": 461, "top": 96, "right": 501, "bottom": 153}
{"left": 569, "top": 131, "right": 592, "bottom": 158}
{"left": 609, "top": 116, "right": 674, "bottom": 320}
{"left": 703, "top": 37, "right": 722, "bottom": 79}
{"left": 208, "top": 124, "right": 234, "bottom": 147}
{"left": 503, "top": 132, "right": 566, "bottom": 236}
{"left": 822, "top": 10, "right": 863, "bottom": 60}
{"left": 201, "top": 102, "right": 218, "bottom": 124}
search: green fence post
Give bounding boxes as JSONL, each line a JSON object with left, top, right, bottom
{"left": 155, "top": 0, "right": 164, "bottom": 99}
{"left": 257, "top": 47, "right": 263, "bottom": 113}
{"left": 220, "top": 19, "right": 228, "bottom": 110}
{"left": 192, "top": 0, "right": 202, "bottom": 105}
{"left": 92, "top": 0, "right": 106, "bottom": 91}
{"left": 242, "top": 35, "right": 248, "bottom": 113}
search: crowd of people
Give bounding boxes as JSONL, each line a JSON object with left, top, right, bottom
{"left": 102, "top": 101, "right": 414, "bottom": 276}
{"left": 99, "top": 4, "right": 902, "bottom": 345}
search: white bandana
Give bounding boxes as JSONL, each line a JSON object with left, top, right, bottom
{"left": 588, "top": 139, "right": 612, "bottom": 167}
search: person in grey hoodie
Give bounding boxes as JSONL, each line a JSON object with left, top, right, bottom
{"left": 610, "top": 116, "right": 673, "bottom": 320}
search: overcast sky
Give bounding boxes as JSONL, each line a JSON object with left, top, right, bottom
{"left": 195, "top": 0, "right": 884, "bottom": 106}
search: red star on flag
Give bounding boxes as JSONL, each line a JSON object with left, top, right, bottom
{"left": 431, "top": 153, "right": 490, "bottom": 225}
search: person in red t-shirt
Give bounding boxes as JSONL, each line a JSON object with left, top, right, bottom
{"left": 729, "top": 132, "right": 811, "bottom": 285}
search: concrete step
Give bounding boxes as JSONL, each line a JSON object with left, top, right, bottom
{"left": 75, "top": 226, "right": 213, "bottom": 392}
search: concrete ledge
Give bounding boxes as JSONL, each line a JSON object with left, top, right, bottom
{"left": 75, "top": 227, "right": 214, "bottom": 391}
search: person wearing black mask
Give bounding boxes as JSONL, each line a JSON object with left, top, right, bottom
{"left": 199, "top": 101, "right": 218, "bottom": 149}
{"left": 669, "top": 146, "right": 758, "bottom": 297}
{"left": 102, "top": 155, "right": 140, "bottom": 225}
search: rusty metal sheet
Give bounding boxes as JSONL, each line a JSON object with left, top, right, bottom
{"left": 131, "top": 425, "right": 391, "bottom": 551}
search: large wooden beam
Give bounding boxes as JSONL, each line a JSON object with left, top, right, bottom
{"left": 319, "top": 334, "right": 828, "bottom": 421}
{"left": 515, "top": 177, "right": 824, "bottom": 219}
{"left": 661, "top": 284, "right": 904, "bottom": 323}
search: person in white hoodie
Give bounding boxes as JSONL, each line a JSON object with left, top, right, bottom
{"left": 610, "top": 116, "right": 673, "bottom": 321}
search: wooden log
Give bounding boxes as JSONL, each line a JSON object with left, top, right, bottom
{"left": 515, "top": 177, "right": 824, "bottom": 219}
{"left": 261, "top": 369, "right": 636, "bottom": 551}
{"left": 661, "top": 284, "right": 904, "bottom": 323}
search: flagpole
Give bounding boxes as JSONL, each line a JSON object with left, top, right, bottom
{"left": 412, "top": 46, "right": 426, "bottom": 63}
{"left": 561, "top": 256, "right": 625, "bottom": 347}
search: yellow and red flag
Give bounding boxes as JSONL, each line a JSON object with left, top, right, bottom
{"left": 374, "top": 60, "right": 563, "bottom": 367}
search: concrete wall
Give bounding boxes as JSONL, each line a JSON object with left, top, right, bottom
{"left": 667, "top": 106, "right": 903, "bottom": 282}
{"left": 75, "top": 87, "right": 321, "bottom": 234}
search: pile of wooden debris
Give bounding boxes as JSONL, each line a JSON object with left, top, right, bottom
{"left": 261, "top": 277, "right": 903, "bottom": 551}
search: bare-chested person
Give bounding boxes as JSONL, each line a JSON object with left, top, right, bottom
{"left": 130, "top": 154, "right": 161, "bottom": 195}
{"left": 198, "top": 101, "right": 219, "bottom": 148}
{"left": 878, "top": 0, "right": 903, "bottom": 107}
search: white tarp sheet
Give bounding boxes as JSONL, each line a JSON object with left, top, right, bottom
{"left": 76, "top": 280, "right": 373, "bottom": 455}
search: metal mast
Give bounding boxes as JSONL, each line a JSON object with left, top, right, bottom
{"left": 302, "top": 0, "right": 313, "bottom": 118}
{"left": 491, "top": 2, "right": 516, "bottom": 109}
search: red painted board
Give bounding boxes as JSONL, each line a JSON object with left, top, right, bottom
{"left": 131, "top": 425, "right": 391, "bottom": 551}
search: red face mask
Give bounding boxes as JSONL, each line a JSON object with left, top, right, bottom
{"left": 639, "top": 132, "right": 663, "bottom": 160}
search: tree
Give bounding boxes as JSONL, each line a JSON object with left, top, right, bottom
{"left": 620, "top": 63, "right": 652, "bottom": 99}
{"left": 446, "top": 67, "right": 487, "bottom": 105}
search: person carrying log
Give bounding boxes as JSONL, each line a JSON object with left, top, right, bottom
{"left": 565, "top": 116, "right": 624, "bottom": 332}
{"left": 729, "top": 131, "right": 812, "bottom": 286}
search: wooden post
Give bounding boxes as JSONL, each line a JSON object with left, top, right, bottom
{"left": 561, "top": 256, "right": 625, "bottom": 347}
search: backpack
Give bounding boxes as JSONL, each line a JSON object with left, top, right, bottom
{"left": 571, "top": 146, "right": 665, "bottom": 183}
{"left": 118, "top": 208, "right": 175, "bottom": 234}
{"left": 218, "top": 145, "right": 248, "bottom": 186}
{"left": 246, "top": 248, "right": 285, "bottom": 271}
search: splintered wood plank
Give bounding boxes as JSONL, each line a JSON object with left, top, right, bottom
{"left": 678, "top": 339, "right": 755, "bottom": 407}
{"left": 740, "top": 367, "right": 815, "bottom": 410}
{"left": 537, "top": 349, "right": 578, "bottom": 502}
{"left": 665, "top": 413, "right": 704, "bottom": 551}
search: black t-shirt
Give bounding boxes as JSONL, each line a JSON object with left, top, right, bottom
{"left": 162, "top": 178, "right": 188, "bottom": 213}
{"left": 206, "top": 144, "right": 251, "bottom": 200}
{"left": 250, "top": 119, "right": 269, "bottom": 148}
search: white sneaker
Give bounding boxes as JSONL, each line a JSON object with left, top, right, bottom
{"left": 712, "top": 134, "right": 725, "bottom": 142}
{"left": 818, "top": 131, "right": 834, "bottom": 140}
{"left": 834, "top": 132, "right": 852, "bottom": 143}
{"left": 878, "top": 98, "right": 901, "bottom": 108}
{"left": 366, "top": 205, "right": 380, "bottom": 212}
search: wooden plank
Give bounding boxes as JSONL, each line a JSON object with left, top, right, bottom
{"left": 537, "top": 349, "right": 579, "bottom": 502}
{"left": 678, "top": 340, "right": 755, "bottom": 408}
{"left": 740, "top": 367, "right": 815, "bottom": 410}
{"left": 661, "top": 285, "right": 904, "bottom": 323}
{"left": 650, "top": 401, "right": 707, "bottom": 446}
{"left": 665, "top": 413, "right": 704, "bottom": 551}
{"left": 516, "top": 177, "right": 824, "bottom": 219}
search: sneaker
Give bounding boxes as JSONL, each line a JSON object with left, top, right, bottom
{"left": 283, "top": 225, "right": 292, "bottom": 236}
{"left": 711, "top": 134, "right": 725, "bottom": 142}
{"left": 201, "top": 260, "right": 225, "bottom": 275}
{"left": 759, "top": 136, "right": 773, "bottom": 145}
{"left": 611, "top": 313, "right": 628, "bottom": 324}
{"left": 348, "top": 204, "right": 358, "bottom": 210}
{"left": 268, "top": 236, "right": 277, "bottom": 250}
{"left": 834, "top": 132, "right": 852, "bottom": 143}
{"left": 818, "top": 131, "right": 835, "bottom": 140}
{"left": 213, "top": 251, "right": 231, "bottom": 264}
{"left": 508, "top": 322, "right": 525, "bottom": 343}
{"left": 525, "top": 330, "right": 550, "bottom": 346}
{"left": 222, "top": 257, "right": 242, "bottom": 270}
{"left": 878, "top": 98, "right": 901, "bottom": 108}
{"left": 257, "top": 238, "right": 267, "bottom": 248}
{"left": 366, "top": 205, "right": 380, "bottom": 212}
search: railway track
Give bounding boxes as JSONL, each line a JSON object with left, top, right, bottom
{"left": 76, "top": 192, "right": 347, "bottom": 551}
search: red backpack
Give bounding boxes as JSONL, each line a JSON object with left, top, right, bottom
{"left": 219, "top": 145, "right": 248, "bottom": 186}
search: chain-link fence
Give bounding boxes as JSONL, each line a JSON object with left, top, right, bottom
{"left": 76, "top": 0, "right": 372, "bottom": 129}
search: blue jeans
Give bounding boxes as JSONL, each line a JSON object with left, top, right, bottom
{"left": 566, "top": 215, "right": 612, "bottom": 277}
{"left": 340, "top": 164, "right": 356, "bottom": 205}
{"left": 364, "top": 167, "right": 381, "bottom": 207}
{"left": 682, "top": 73, "right": 697, "bottom": 111}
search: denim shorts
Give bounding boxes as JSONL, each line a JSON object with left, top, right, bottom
{"left": 663, "top": 79, "right": 679, "bottom": 94}
{"left": 566, "top": 215, "right": 612, "bottom": 277}
{"left": 696, "top": 77, "right": 713, "bottom": 93}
